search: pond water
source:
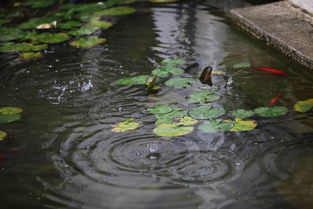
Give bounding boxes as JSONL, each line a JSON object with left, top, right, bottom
{"left": 1, "top": 0, "right": 313, "bottom": 209}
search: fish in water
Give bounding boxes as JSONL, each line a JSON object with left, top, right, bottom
{"left": 253, "top": 67, "right": 287, "bottom": 76}
{"left": 199, "top": 66, "right": 213, "bottom": 86}
{"left": 269, "top": 93, "right": 283, "bottom": 105}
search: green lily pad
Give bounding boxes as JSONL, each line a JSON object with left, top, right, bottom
{"left": 68, "top": 25, "right": 98, "bottom": 36}
{"left": 89, "top": 18, "right": 113, "bottom": 29}
{"left": 106, "top": 0, "right": 137, "bottom": 7}
{"left": 293, "top": 98, "right": 313, "bottom": 113}
{"left": 231, "top": 109, "right": 255, "bottom": 119}
{"left": 155, "top": 108, "right": 188, "bottom": 125}
{"left": 233, "top": 62, "right": 251, "bottom": 68}
{"left": 0, "top": 19, "right": 9, "bottom": 25}
{"left": 0, "top": 27, "right": 25, "bottom": 42}
{"left": 153, "top": 123, "right": 194, "bottom": 137}
{"left": 20, "top": 52, "right": 42, "bottom": 60}
{"left": 18, "top": 18, "right": 55, "bottom": 30}
{"left": 199, "top": 86, "right": 219, "bottom": 92}
{"left": 34, "top": 33, "right": 70, "bottom": 44}
{"left": 58, "top": 21, "right": 81, "bottom": 29}
{"left": 152, "top": 67, "right": 184, "bottom": 77}
{"left": 161, "top": 58, "right": 186, "bottom": 66}
{"left": 188, "top": 106, "right": 226, "bottom": 119}
{"left": 95, "top": 6, "right": 136, "bottom": 16}
{"left": 23, "top": 0, "right": 55, "bottom": 8}
{"left": 117, "top": 75, "right": 149, "bottom": 85}
{"left": 70, "top": 37, "right": 106, "bottom": 48}
{"left": 147, "top": 104, "right": 173, "bottom": 115}
{"left": 112, "top": 118, "right": 141, "bottom": 132}
{"left": 0, "top": 114, "right": 21, "bottom": 124}
{"left": 165, "top": 77, "right": 196, "bottom": 88}
{"left": 255, "top": 106, "right": 288, "bottom": 117}
{"left": 176, "top": 116, "right": 198, "bottom": 125}
{"left": 230, "top": 118, "right": 257, "bottom": 132}
{"left": 187, "top": 92, "right": 220, "bottom": 103}
{"left": 0, "top": 42, "right": 48, "bottom": 53}
{"left": 0, "top": 107, "right": 23, "bottom": 114}
{"left": 0, "top": 131, "right": 7, "bottom": 141}
{"left": 198, "top": 119, "right": 234, "bottom": 133}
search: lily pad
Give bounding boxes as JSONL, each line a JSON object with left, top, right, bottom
{"left": 20, "top": 52, "right": 42, "bottom": 60}
{"left": 95, "top": 6, "right": 136, "bottom": 16}
{"left": 233, "top": 62, "right": 251, "bottom": 68}
{"left": 0, "top": 114, "right": 21, "bottom": 124}
{"left": 153, "top": 123, "right": 194, "bottom": 137}
{"left": 255, "top": 106, "right": 288, "bottom": 117}
{"left": 89, "top": 18, "right": 113, "bottom": 29}
{"left": 58, "top": 21, "right": 81, "bottom": 29}
{"left": 117, "top": 75, "right": 149, "bottom": 85}
{"left": 161, "top": 58, "right": 186, "bottom": 66}
{"left": 0, "top": 107, "right": 23, "bottom": 114}
{"left": 68, "top": 25, "right": 98, "bottom": 36}
{"left": 0, "top": 131, "right": 7, "bottom": 141}
{"left": 198, "top": 119, "right": 234, "bottom": 133}
{"left": 199, "top": 86, "right": 219, "bottom": 92}
{"left": 176, "top": 116, "right": 198, "bottom": 125}
{"left": 155, "top": 108, "right": 188, "bottom": 125}
{"left": 152, "top": 67, "right": 184, "bottom": 77}
{"left": 293, "top": 98, "right": 313, "bottom": 113}
{"left": 112, "top": 118, "right": 141, "bottom": 132}
{"left": 231, "top": 109, "right": 255, "bottom": 119}
{"left": 23, "top": 0, "right": 55, "bottom": 8}
{"left": 18, "top": 17, "right": 55, "bottom": 30}
{"left": 0, "top": 27, "right": 25, "bottom": 42}
{"left": 0, "top": 42, "right": 48, "bottom": 53}
{"left": 188, "top": 106, "right": 225, "bottom": 119}
{"left": 147, "top": 104, "right": 173, "bottom": 115}
{"left": 187, "top": 92, "right": 220, "bottom": 103}
{"left": 70, "top": 37, "right": 106, "bottom": 48}
{"left": 230, "top": 118, "right": 257, "bottom": 132}
{"left": 34, "top": 33, "right": 70, "bottom": 44}
{"left": 165, "top": 77, "right": 196, "bottom": 88}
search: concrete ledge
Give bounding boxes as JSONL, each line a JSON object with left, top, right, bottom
{"left": 289, "top": 0, "right": 313, "bottom": 15}
{"left": 230, "top": 1, "right": 313, "bottom": 69}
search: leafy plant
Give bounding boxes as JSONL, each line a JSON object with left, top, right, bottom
{"left": 293, "top": 98, "right": 313, "bottom": 113}
{"left": 112, "top": 118, "right": 141, "bottom": 132}
{"left": 231, "top": 109, "right": 255, "bottom": 118}
{"left": 187, "top": 92, "right": 220, "bottom": 103}
{"left": 198, "top": 119, "right": 234, "bottom": 133}
{"left": 188, "top": 106, "right": 225, "bottom": 119}
{"left": 165, "top": 77, "right": 196, "bottom": 88}
{"left": 147, "top": 104, "right": 173, "bottom": 115}
{"left": 255, "top": 106, "right": 288, "bottom": 117}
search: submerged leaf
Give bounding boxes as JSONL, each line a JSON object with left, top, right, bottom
{"left": 70, "top": 37, "right": 106, "bottom": 48}
{"left": 165, "top": 77, "right": 196, "bottom": 88}
{"left": 112, "top": 119, "right": 141, "bottom": 132}
{"left": 0, "top": 42, "right": 47, "bottom": 53}
{"left": 233, "top": 62, "right": 251, "bottom": 68}
{"left": 198, "top": 119, "right": 234, "bottom": 133}
{"left": 230, "top": 118, "right": 257, "bottom": 132}
{"left": 255, "top": 106, "right": 288, "bottom": 117}
{"left": 0, "top": 114, "right": 21, "bottom": 124}
{"left": 117, "top": 75, "right": 149, "bottom": 85}
{"left": 95, "top": 6, "right": 136, "bottom": 16}
{"left": 293, "top": 98, "right": 313, "bottom": 113}
{"left": 231, "top": 109, "right": 255, "bottom": 119}
{"left": 161, "top": 58, "right": 186, "bottom": 66}
{"left": 19, "top": 52, "right": 42, "bottom": 60}
{"left": 0, "top": 131, "right": 7, "bottom": 141}
{"left": 188, "top": 106, "right": 225, "bottom": 120}
{"left": 155, "top": 108, "right": 188, "bottom": 125}
{"left": 0, "top": 107, "right": 23, "bottom": 114}
{"left": 187, "top": 92, "right": 220, "bottom": 103}
{"left": 147, "top": 104, "right": 173, "bottom": 115}
{"left": 153, "top": 123, "right": 194, "bottom": 137}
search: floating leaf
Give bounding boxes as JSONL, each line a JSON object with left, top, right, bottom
{"left": 23, "top": 0, "right": 55, "bottom": 8}
{"left": 147, "top": 104, "right": 173, "bottom": 115}
{"left": 231, "top": 109, "right": 255, "bottom": 119}
{"left": 293, "top": 98, "right": 313, "bottom": 113}
{"left": 152, "top": 67, "right": 184, "bottom": 77}
{"left": 112, "top": 118, "right": 141, "bottom": 132}
{"left": 89, "top": 18, "right": 113, "bottom": 29}
{"left": 255, "top": 106, "right": 288, "bottom": 117}
{"left": 95, "top": 6, "right": 136, "bottom": 16}
{"left": 165, "top": 77, "right": 196, "bottom": 88}
{"left": 68, "top": 25, "right": 98, "bottom": 36}
{"left": 155, "top": 108, "right": 188, "bottom": 125}
{"left": 187, "top": 92, "right": 220, "bottom": 103}
{"left": 198, "top": 119, "right": 234, "bottom": 133}
{"left": 231, "top": 118, "right": 257, "bottom": 132}
{"left": 199, "top": 86, "right": 219, "bottom": 91}
{"left": 0, "top": 114, "right": 21, "bottom": 124}
{"left": 188, "top": 106, "right": 225, "bottom": 119}
{"left": 18, "top": 18, "right": 55, "bottom": 29}
{"left": 58, "top": 21, "right": 81, "bottom": 29}
{"left": 153, "top": 123, "right": 194, "bottom": 137}
{"left": 0, "top": 27, "right": 25, "bottom": 42}
{"left": 19, "top": 52, "right": 42, "bottom": 60}
{"left": 117, "top": 75, "right": 149, "bottom": 85}
{"left": 0, "top": 42, "right": 47, "bottom": 53}
{"left": 0, "top": 107, "right": 23, "bottom": 114}
{"left": 34, "top": 33, "right": 70, "bottom": 44}
{"left": 0, "top": 131, "right": 7, "bottom": 141}
{"left": 233, "top": 62, "right": 251, "bottom": 68}
{"left": 161, "top": 58, "right": 186, "bottom": 66}
{"left": 176, "top": 116, "right": 198, "bottom": 125}
{"left": 70, "top": 37, "right": 106, "bottom": 48}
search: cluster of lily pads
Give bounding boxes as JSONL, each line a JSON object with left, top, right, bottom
{"left": 112, "top": 58, "right": 313, "bottom": 137}
{"left": 0, "top": 0, "right": 178, "bottom": 60}
{"left": 0, "top": 107, "right": 23, "bottom": 141}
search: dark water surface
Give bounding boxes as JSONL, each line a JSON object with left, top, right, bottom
{"left": 1, "top": 1, "right": 313, "bottom": 209}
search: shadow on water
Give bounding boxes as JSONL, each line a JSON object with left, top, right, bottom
{"left": 0, "top": 0, "right": 312, "bottom": 209}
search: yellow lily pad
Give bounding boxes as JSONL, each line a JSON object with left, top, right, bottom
{"left": 70, "top": 38, "right": 106, "bottom": 48}
{"left": 153, "top": 123, "right": 194, "bottom": 137}
{"left": 176, "top": 116, "right": 198, "bottom": 125}
{"left": 0, "top": 131, "right": 7, "bottom": 141}
{"left": 19, "top": 52, "right": 42, "bottom": 60}
{"left": 230, "top": 118, "right": 257, "bottom": 132}
{"left": 112, "top": 119, "right": 141, "bottom": 132}
{"left": 0, "top": 107, "right": 23, "bottom": 114}
{"left": 293, "top": 98, "right": 313, "bottom": 113}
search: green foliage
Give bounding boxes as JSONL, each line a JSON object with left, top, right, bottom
{"left": 116, "top": 75, "right": 149, "bottom": 85}
{"left": 0, "top": 114, "right": 21, "bottom": 124}
{"left": 199, "top": 86, "right": 219, "bottom": 92}
{"left": 23, "top": 0, "right": 55, "bottom": 8}
{"left": 165, "top": 77, "right": 196, "bottom": 88}
{"left": 0, "top": 27, "right": 25, "bottom": 42}
{"left": 147, "top": 104, "right": 173, "bottom": 115}
{"left": 233, "top": 62, "right": 251, "bottom": 68}
{"left": 0, "top": 42, "right": 48, "bottom": 53}
{"left": 198, "top": 119, "right": 234, "bottom": 133}
{"left": 231, "top": 109, "right": 255, "bottom": 118}
{"left": 187, "top": 92, "right": 220, "bottom": 103}
{"left": 20, "top": 52, "right": 42, "bottom": 60}
{"left": 152, "top": 67, "right": 184, "bottom": 77}
{"left": 153, "top": 123, "right": 194, "bottom": 137}
{"left": 18, "top": 18, "right": 55, "bottom": 30}
{"left": 0, "top": 131, "right": 7, "bottom": 141}
{"left": 230, "top": 118, "right": 257, "bottom": 132}
{"left": 293, "top": 98, "right": 313, "bottom": 113}
{"left": 0, "top": 107, "right": 23, "bottom": 114}
{"left": 161, "top": 58, "right": 186, "bottom": 66}
{"left": 58, "top": 21, "right": 81, "bottom": 29}
{"left": 255, "top": 106, "right": 288, "bottom": 117}
{"left": 112, "top": 118, "right": 141, "bottom": 132}
{"left": 95, "top": 6, "right": 136, "bottom": 16}
{"left": 89, "top": 18, "right": 113, "bottom": 29}
{"left": 33, "top": 33, "right": 70, "bottom": 44}
{"left": 188, "top": 106, "right": 225, "bottom": 119}
{"left": 176, "top": 116, "right": 198, "bottom": 125}
{"left": 155, "top": 108, "right": 188, "bottom": 125}
{"left": 70, "top": 37, "right": 106, "bottom": 48}
{"left": 68, "top": 25, "right": 98, "bottom": 36}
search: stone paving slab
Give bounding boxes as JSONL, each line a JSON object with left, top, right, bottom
{"left": 290, "top": 0, "right": 313, "bottom": 15}
{"left": 230, "top": 1, "right": 313, "bottom": 69}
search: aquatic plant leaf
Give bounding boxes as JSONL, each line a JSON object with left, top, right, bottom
{"left": 95, "top": 6, "right": 136, "bottom": 16}
{"left": 58, "top": 21, "right": 81, "bottom": 29}
{"left": 18, "top": 18, "right": 55, "bottom": 29}
{"left": 70, "top": 37, "right": 106, "bottom": 48}
{"left": 0, "top": 107, "right": 23, "bottom": 114}
{"left": 152, "top": 67, "right": 184, "bottom": 77}
{"left": 117, "top": 75, "right": 149, "bottom": 85}
{"left": 155, "top": 108, "right": 188, "bottom": 125}
{"left": 255, "top": 106, "right": 288, "bottom": 117}
{"left": 147, "top": 104, "right": 173, "bottom": 115}
{"left": 19, "top": 52, "right": 42, "bottom": 60}
{"left": 161, "top": 58, "right": 186, "bottom": 66}
{"left": 231, "top": 109, "right": 255, "bottom": 119}
{"left": 34, "top": 33, "right": 70, "bottom": 44}
{"left": 188, "top": 106, "right": 225, "bottom": 119}
{"left": 106, "top": 0, "right": 137, "bottom": 7}
{"left": 293, "top": 98, "right": 313, "bottom": 113}
{"left": 153, "top": 123, "right": 194, "bottom": 137}
{"left": 112, "top": 118, "right": 141, "bottom": 132}
{"left": 68, "top": 25, "right": 98, "bottom": 36}
{"left": 0, "top": 114, "right": 21, "bottom": 124}
{"left": 145, "top": 75, "right": 158, "bottom": 90}
{"left": 176, "top": 116, "right": 198, "bottom": 125}
{"left": 23, "top": 0, "right": 55, "bottom": 8}
{"left": 89, "top": 18, "right": 113, "bottom": 29}
{"left": 0, "top": 19, "right": 9, "bottom": 25}
{"left": 199, "top": 86, "right": 219, "bottom": 91}
{"left": 0, "top": 27, "right": 25, "bottom": 42}
{"left": 231, "top": 118, "right": 257, "bottom": 132}
{"left": 0, "top": 42, "right": 47, "bottom": 53}
{"left": 233, "top": 62, "right": 251, "bottom": 68}
{"left": 165, "top": 77, "right": 196, "bottom": 88}
{"left": 187, "top": 92, "right": 220, "bottom": 103}
{"left": 0, "top": 131, "right": 7, "bottom": 141}
{"left": 198, "top": 119, "right": 234, "bottom": 133}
